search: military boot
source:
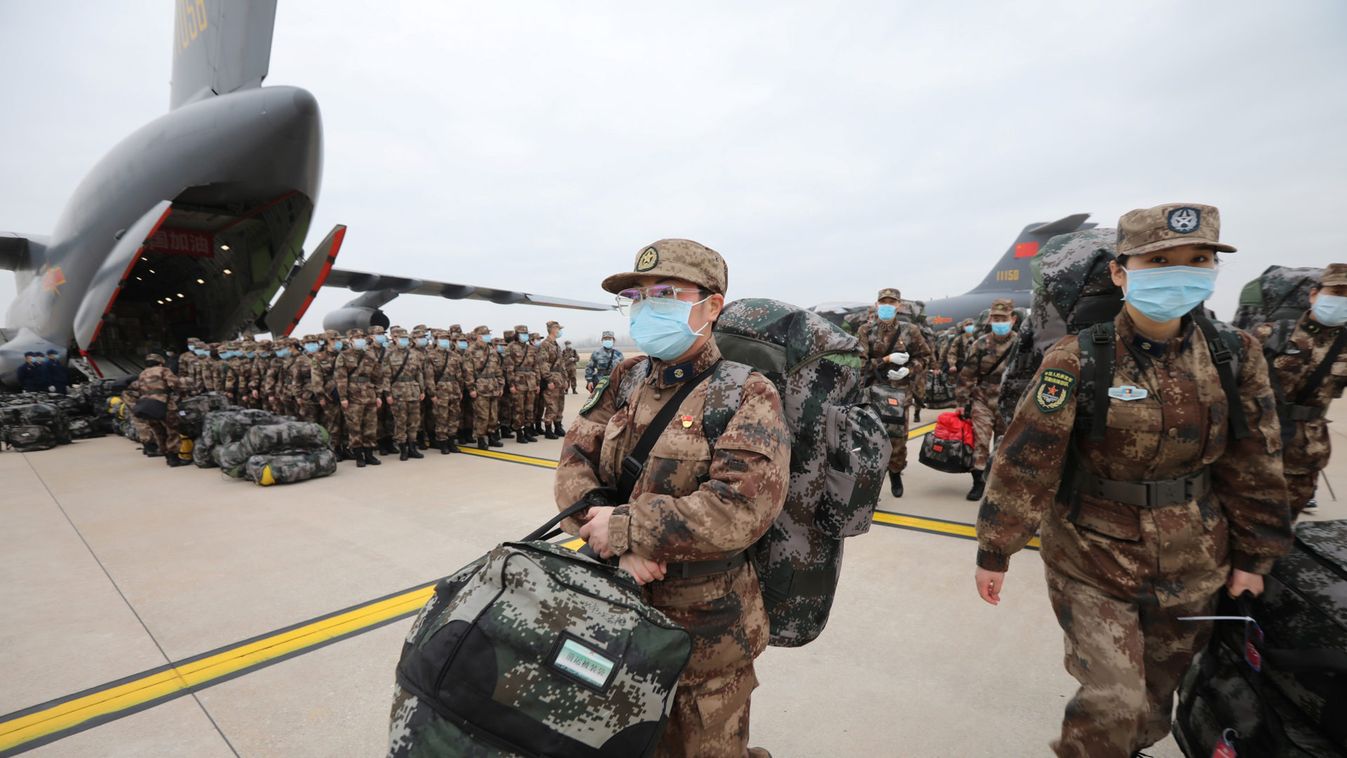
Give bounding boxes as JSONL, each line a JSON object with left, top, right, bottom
{"left": 488, "top": 432, "right": 504, "bottom": 448}
{"left": 379, "top": 437, "right": 397, "bottom": 455}
{"left": 363, "top": 447, "right": 382, "bottom": 466}
{"left": 399, "top": 444, "right": 410, "bottom": 461}
{"left": 407, "top": 443, "right": 424, "bottom": 459}
{"left": 165, "top": 452, "right": 186, "bottom": 468}
{"left": 515, "top": 429, "right": 529, "bottom": 444}
{"left": 143, "top": 442, "right": 159, "bottom": 457}
{"left": 477, "top": 436, "right": 489, "bottom": 450}
{"left": 966, "top": 469, "right": 985, "bottom": 501}
{"left": 416, "top": 432, "right": 428, "bottom": 450}
{"left": 543, "top": 423, "right": 558, "bottom": 440}
{"left": 356, "top": 449, "right": 367, "bottom": 468}
{"left": 889, "top": 471, "right": 903, "bottom": 498}
{"left": 553, "top": 421, "right": 565, "bottom": 436}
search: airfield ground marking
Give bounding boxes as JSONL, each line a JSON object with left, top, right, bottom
{"left": 3, "top": 421, "right": 1028, "bottom": 754}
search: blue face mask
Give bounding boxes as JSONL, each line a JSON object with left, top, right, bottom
{"left": 963, "top": 325, "right": 976, "bottom": 335}
{"left": 332, "top": 341, "right": 344, "bottom": 352}
{"left": 1313, "top": 294, "right": 1347, "bottom": 327}
{"left": 245, "top": 352, "right": 256, "bottom": 359}
{"left": 602, "top": 339, "right": 614, "bottom": 349}
{"left": 1123, "top": 265, "right": 1218, "bottom": 322}
{"left": 456, "top": 340, "right": 468, "bottom": 351}
{"left": 304, "top": 343, "right": 320, "bottom": 353}
{"left": 415, "top": 337, "right": 428, "bottom": 348}
{"left": 479, "top": 334, "right": 490, "bottom": 343}
{"left": 374, "top": 334, "right": 388, "bottom": 346}
{"left": 518, "top": 333, "right": 529, "bottom": 343}
{"left": 990, "top": 322, "right": 1012, "bottom": 337}
{"left": 276, "top": 349, "right": 290, "bottom": 358}
{"left": 876, "top": 304, "right": 898, "bottom": 321}
{"left": 495, "top": 345, "right": 506, "bottom": 354}
{"left": 437, "top": 339, "right": 451, "bottom": 349}
{"left": 353, "top": 339, "right": 368, "bottom": 350}
{"left": 396, "top": 337, "right": 410, "bottom": 348}
{"left": 630, "top": 297, "right": 706, "bottom": 360}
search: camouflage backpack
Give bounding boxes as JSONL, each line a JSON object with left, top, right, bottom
{"left": 0, "top": 403, "right": 72, "bottom": 446}
{"left": 245, "top": 448, "right": 337, "bottom": 485}
{"left": 3, "top": 424, "right": 57, "bottom": 452}
{"left": 194, "top": 408, "right": 278, "bottom": 468}
{"left": 710, "top": 298, "right": 890, "bottom": 647}
{"left": 218, "top": 421, "right": 330, "bottom": 477}
{"left": 175, "top": 392, "right": 230, "bottom": 440}
{"left": 1175, "top": 519, "right": 1347, "bottom": 757}
{"left": 390, "top": 508, "right": 692, "bottom": 758}
{"left": 1232, "top": 266, "right": 1322, "bottom": 330}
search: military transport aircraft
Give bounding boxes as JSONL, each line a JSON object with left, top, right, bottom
{"left": 0, "top": 0, "right": 608, "bottom": 388}
{"left": 811, "top": 213, "right": 1097, "bottom": 332}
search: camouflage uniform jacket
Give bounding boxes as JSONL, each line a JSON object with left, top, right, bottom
{"left": 1253, "top": 312, "right": 1347, "bottom": 472}
{"left": 946, "top": 331, "right": 978, "bottom": 372}
{"left": 309, "top": 351, "right": 339, "bottom": 402}
{"left": 469, "top": 344, "right": 505, "bottom": 397}
{"left": 555, "top": 338, "right": 790, "bottom": 680}
{"left": 178, "top": 351, "right": 200, "bottom": 394}
{"left": 562, "top": 346, "right": 580, "bottom": 367}
{"left": 290, "top": 354, "right": 319, "bottom": 404}
{"left": 334, "top": 350, "right": 386, "bottom": 399}
{"left": 976, "top": 311, "right": 1293, "bottom": 606}
{"left": 585, "top": 346, "right": 624, "bottom": 385}
{"left": 503, "top": 340, "right": 537, "bottom": 392}
{"left": 263, "top": 355, "right": 293, "bottom": 401}
{"left": 537, "top": 337, "right": 567, "bottom": 388}
{"left": 381, "top": 347, "right": 432, "bottom": 401}
{"left": 135, "top": 365, "right": 180, "bottom": 404}
{"left": 223, "top": 357, "right": 246, "bottom": 397}
{"left": 425, "top": 349, "right": 465, "bottom": 392}
{"left": 955, "top": 332, "right": 1016, "bottom": 406}
{"left": 856, "top": 318, "right": 932, "bottom": 389}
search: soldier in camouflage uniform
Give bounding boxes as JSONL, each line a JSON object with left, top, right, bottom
{"left": 557, "top": 239, "right": 788, "bottom": 758}
{"left": 289, "top": 335, "right": 323, "bottom": 423}
{"left": 585, "top": 330, "right": 624, "bottom": 393}
{"left": 503, "top": 324, "right": 539, "bottom": 443}
{"left": 178, "top": 338, "right": 202, "bottom": 395}
{"left": 222, "top": 341, "right": 246, "bottom": 404}
{"left": 945, "top": 318, "right": 978, "bottom": 374}
{"left": 412, "top": 327, "right": 435, "bottom": 449}
{"left": 466, "top": 326, "right": 505, "bottom": 449}
{"left": 974, "top": 203, "right": 1293, "bottom": 758}
{"left": 336, "top": 329, "right": 385, "bottom": 467}
{"left": 134, "top": 353, "right": 188, "bottom": 467}
{"left": 383, "top": 326, "right": 432, "bottom": 461}
{"left": 956, "top": 298, "right": 1019, "bottom": 501}
{"left": 424, "top": 329, "right": 464, "bottom": 454}
{"left": 1253, "top": 262, "right": 1347, "bottom": 518}
{"left": 313, "top": 330, "right": 349, "bottom": 459}
{"left": 538, "top": 320, "right": 569, "bottom": 439}
{"left": 562, "top": 340, "right": 580, "bottom": 393}
{"left": 450, "top": 326, "right": 476, "bottom": 444}
{"left": 856, "top": 288, "right": 932, "bottom": 497}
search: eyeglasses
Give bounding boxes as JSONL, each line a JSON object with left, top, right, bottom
{"left": 614, "top": 285, "right": 709, "bottom": 314}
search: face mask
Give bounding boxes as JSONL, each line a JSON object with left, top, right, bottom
{"left": 630, "top": 297, "right": 706, "bottom": 360}
{"left": 990, "top": 322, "right": 1012, "bottom": 337}
{"left": 245, "top": 352, "right": 256, "bottom": 359}
{"left": 532, "top": 340, "right": 541, "bottom": 347}
{"left": 396, "top": 337, "right": 410, "bottom": 348}
{"left": 304, "top": 343, "right": 320, "bottom": 353}
{"left": 276, "top": 349, "right": 290, "bottom": 358}
{"left": 557, "top": 330, "right": 564, "bottom": 339}
{"left": 963, "top": 325, "right": 976, "bottom": 335}
{"left": 331, "top": 341, "right": 344, "bottom": 352}
{"left": 495, "top": 345, "right": 506, "bottom": 354}
{"left": 353, "top": 339, "right": 368, "bottom": 350}
{"left": 602, "top": 339, "right": 614, "bottom": 349}
{"left": 259, "top": 352, "right": 271, "bottom": 358}
{"left": 437, "top": 339, "right": 451, "bottom": 349}
{"left": 374, "top": 334, "right": 388, "bottom": 346}
{"left": 479, "top": 334, "right": 490, "bottom": 343}
{"left": 1123, "top": 265, "right": 1218, "bottom": 322}
{"left": 876, "top": 304, "right": 898, "bottom": 321}
{"left": 1312, "top": 294, "right": 1347, "bottom": 327}
{"left": 415, "top": 337, "right": 428, "bottom": 348}
{"left": 518, "top": 333, "right": 528, "bottom": 343}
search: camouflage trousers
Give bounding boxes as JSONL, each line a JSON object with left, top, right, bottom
{"left": 656, "top": 663, "right": 756, "bottom": 758}
{"left": 511, "top": 380, "right": 538, "bottom": 429}
{"left": 1046, "top": 571, "right": 1216, "bottom": 758}
{"left": 343, "top": 393, "right": 380, "bottom": 448}
{"left": 320, "top": 400, "right": 345, "bottom": 449}
{"left": 1285, "top": 471, "right": 1317, "bottom": 520}
{"left": 430, "top": 387, "right": 461, "bottom": 440}
{"left": 142, "top": 417, "right": 181, "bottom": 456}
{"left": 970, "top": 395, "right": 1005, "bottom": 470}
{"left": 541, "top": 382, "right": 565, "bottom": 423}
{"left": 378, "top": 399, "right": 394, "bottom": 441}
{"left": 886, "top": 402, "right": 911, "bottom": 473}
{"left": 293, "top": 398, "right": 320, "bottom": 424}
{"left": 566, "top": 368, "right": 578, "bottom": 392}
{"left": 390, "top": 395, "right": 422, "bottom": 443}
{"left": 472, "top": 395, "right": 500, "bottom": 438}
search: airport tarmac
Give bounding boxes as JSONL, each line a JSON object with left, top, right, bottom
{"left": 2, "top": 395, "right": 1343, "bottom": 757}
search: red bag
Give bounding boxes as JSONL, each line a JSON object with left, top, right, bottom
{"left": 919, "top": 410, "right": 975, "bottom": 474}
{"left": 933, "top": 409, "right": 974, "bottom": 447}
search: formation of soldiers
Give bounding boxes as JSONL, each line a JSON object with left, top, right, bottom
{"left": 169, "top": 322, "right": 593, "bottom": 467}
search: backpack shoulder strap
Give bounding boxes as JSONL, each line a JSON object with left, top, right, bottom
{"left": 1296, "top": 325, "right": 1347, "bottom": 403}
{"left": 1191, "top": 311, "right": 1250, "bottom": 440}
{"left": 616, "top": 360, "right": 721, "bottom": 502}
{"left": 700, "top": 360, "right": 753, "bottom": 450}
{"left": 1075, "top": 321, "right": 1115, "bottom": 442}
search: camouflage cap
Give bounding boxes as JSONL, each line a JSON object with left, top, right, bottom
{"left": 876, "top": 288, "right": 901, "bottom": 302}
{"left": 473, "top": 325, "right": 490, "bottom": 335}
{"left": 1117, "top": 203, "right": 1236, "bottom": 257}
{"left": 546, "top": 320, "right": 562, "bottom": 330}
{"left": 602, "top": 238, "right": 728, "bottom": 295}
{"left": 145, "top": 353, "right": 166, "bottom": 364}
{"left": 491, "top": 336, "right": 506, "bottom": 344}
{"left": 1320, "top": 264, "right": 1347, "bottom": 288}
{"left": 514, "top": 324, "right": 529, "bottom": 333}
{"left": 989, "top": 298, "right": 1015, "bottom": 317}
{"left": 602, "top": 330, "right": 616, "bottom": 339}
{"left": 959, "top": 318, "right": 974, "bottom": 327}
{"left": 369, "top": 325, "right": 386, "bottom": 334}
{"left": 323, "top": 329, "right": 340, "bottom": 338}
{"left": 302, "top": 334, "right": 319, "bottom": 342}
{"left": 390, "top": 327, "right": 410, "bottom": 338}
{"left": 431, "top": 329, "right": 451, "bottom": 338}
{"left": 530, "top": 332, "right": 541, "bottom": 340}
{"left": 242, "top": 340, "right": 258, "bottom": 350}
{"left": 449, "top": 324, "right": 462, "bottom": 332}
{"left": 345, "top": 328, "right": 365, "bottom": 338}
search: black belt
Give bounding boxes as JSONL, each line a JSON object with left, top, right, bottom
{"left": 394, "top": 378, "right": 420, "bottom": 383}
{"left": 349, "top": 377, "right": 371, "bottom": 384}
{"left": 664, "top": 552, "right": 747, "bottom": 580}
{"left": 1281, "top": 403, "right": 1327, "bottom": 422}
{"left": 1075, "top": 468, "right": 1211, "bottom": 508}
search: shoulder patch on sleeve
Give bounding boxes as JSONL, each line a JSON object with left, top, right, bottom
{"left": 1034, "top": 368, "right": 1075, "bottom": 413}
{"left": 579, "top": 376, "right": 610, "bottom": 416}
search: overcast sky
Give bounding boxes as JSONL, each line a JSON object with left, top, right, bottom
{"left": 2, "top": 1, "right": 1345, "bottom": 344}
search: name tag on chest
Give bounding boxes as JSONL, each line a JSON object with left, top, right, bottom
{"left": 1107, "top": 385, "right": 1149, "bottom": 401}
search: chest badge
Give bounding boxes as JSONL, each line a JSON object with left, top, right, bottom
{"left": 680, "top": 414, "right": 694, "bottom": 429}
{"left": 1107, "top": 385, "right": 1149, "bottom": 401}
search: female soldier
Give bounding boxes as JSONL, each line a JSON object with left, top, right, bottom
{"left": 972, "top": 203, "right": 1292, "bottom": 758}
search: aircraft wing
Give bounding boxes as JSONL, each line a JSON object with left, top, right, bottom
{"left": 0, "top": 232, "right": 40, "bottom": 271}
{"left": 322, "top": 268, "right": 615, "bottom": 311}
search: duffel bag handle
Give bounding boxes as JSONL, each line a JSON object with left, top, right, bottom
{"left": 522, "top": 494, "right": 608, "bottom": 543}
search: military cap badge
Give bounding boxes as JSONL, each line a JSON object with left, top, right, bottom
{"left": 636, "top": 247, "right": 659, "bottom": 272}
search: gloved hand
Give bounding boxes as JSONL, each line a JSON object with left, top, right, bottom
{"left": 886, "top": 352, "right": 910, "bottom": 366}
{"left": 886, "top": 368, "right": 910, "bottom": 381}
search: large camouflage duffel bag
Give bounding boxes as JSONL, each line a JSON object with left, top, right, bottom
{"left": 1232, "top": 265, "right": 1323, "bottom": 331}
{"left": 390, "top": 506, "right": 692, "bottom": 758}
{"left": 244, "top": 448, "right": 337, "bottom": 486}
{"left": 174, "top": 392, "right": 230, "bottom": 440}
{"left": 866, "top": 383, "right": 910, "bottom": 439}
{"left": 923, "top": 367, "right": 955, "bottom": 408}
{"left": 713, "top": 298, "right": 890, "bottom": 647}
{"left": 3, "top": 424, "right": 58, "bottom": 452}
{"left": 194, "top": 409, "right": 278, "bottom": 468}
{"left": 1175, "top": 519, "right": 1347, "bottom": 757}
{"left": 0, "top": 403, "right": 71, "bottom": 446}
{"left": 67, "top": 417, "right": 103, "bottom": 439}
{"left": 218, "top": 421, "right": 330, "bottom": 477}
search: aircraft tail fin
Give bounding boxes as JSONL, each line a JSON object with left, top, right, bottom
{"left": 170, "top": 0, "right": 278, "bottom": 110}
{"left": 969, "top": 213, "right": 1096, "bottom": 294}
